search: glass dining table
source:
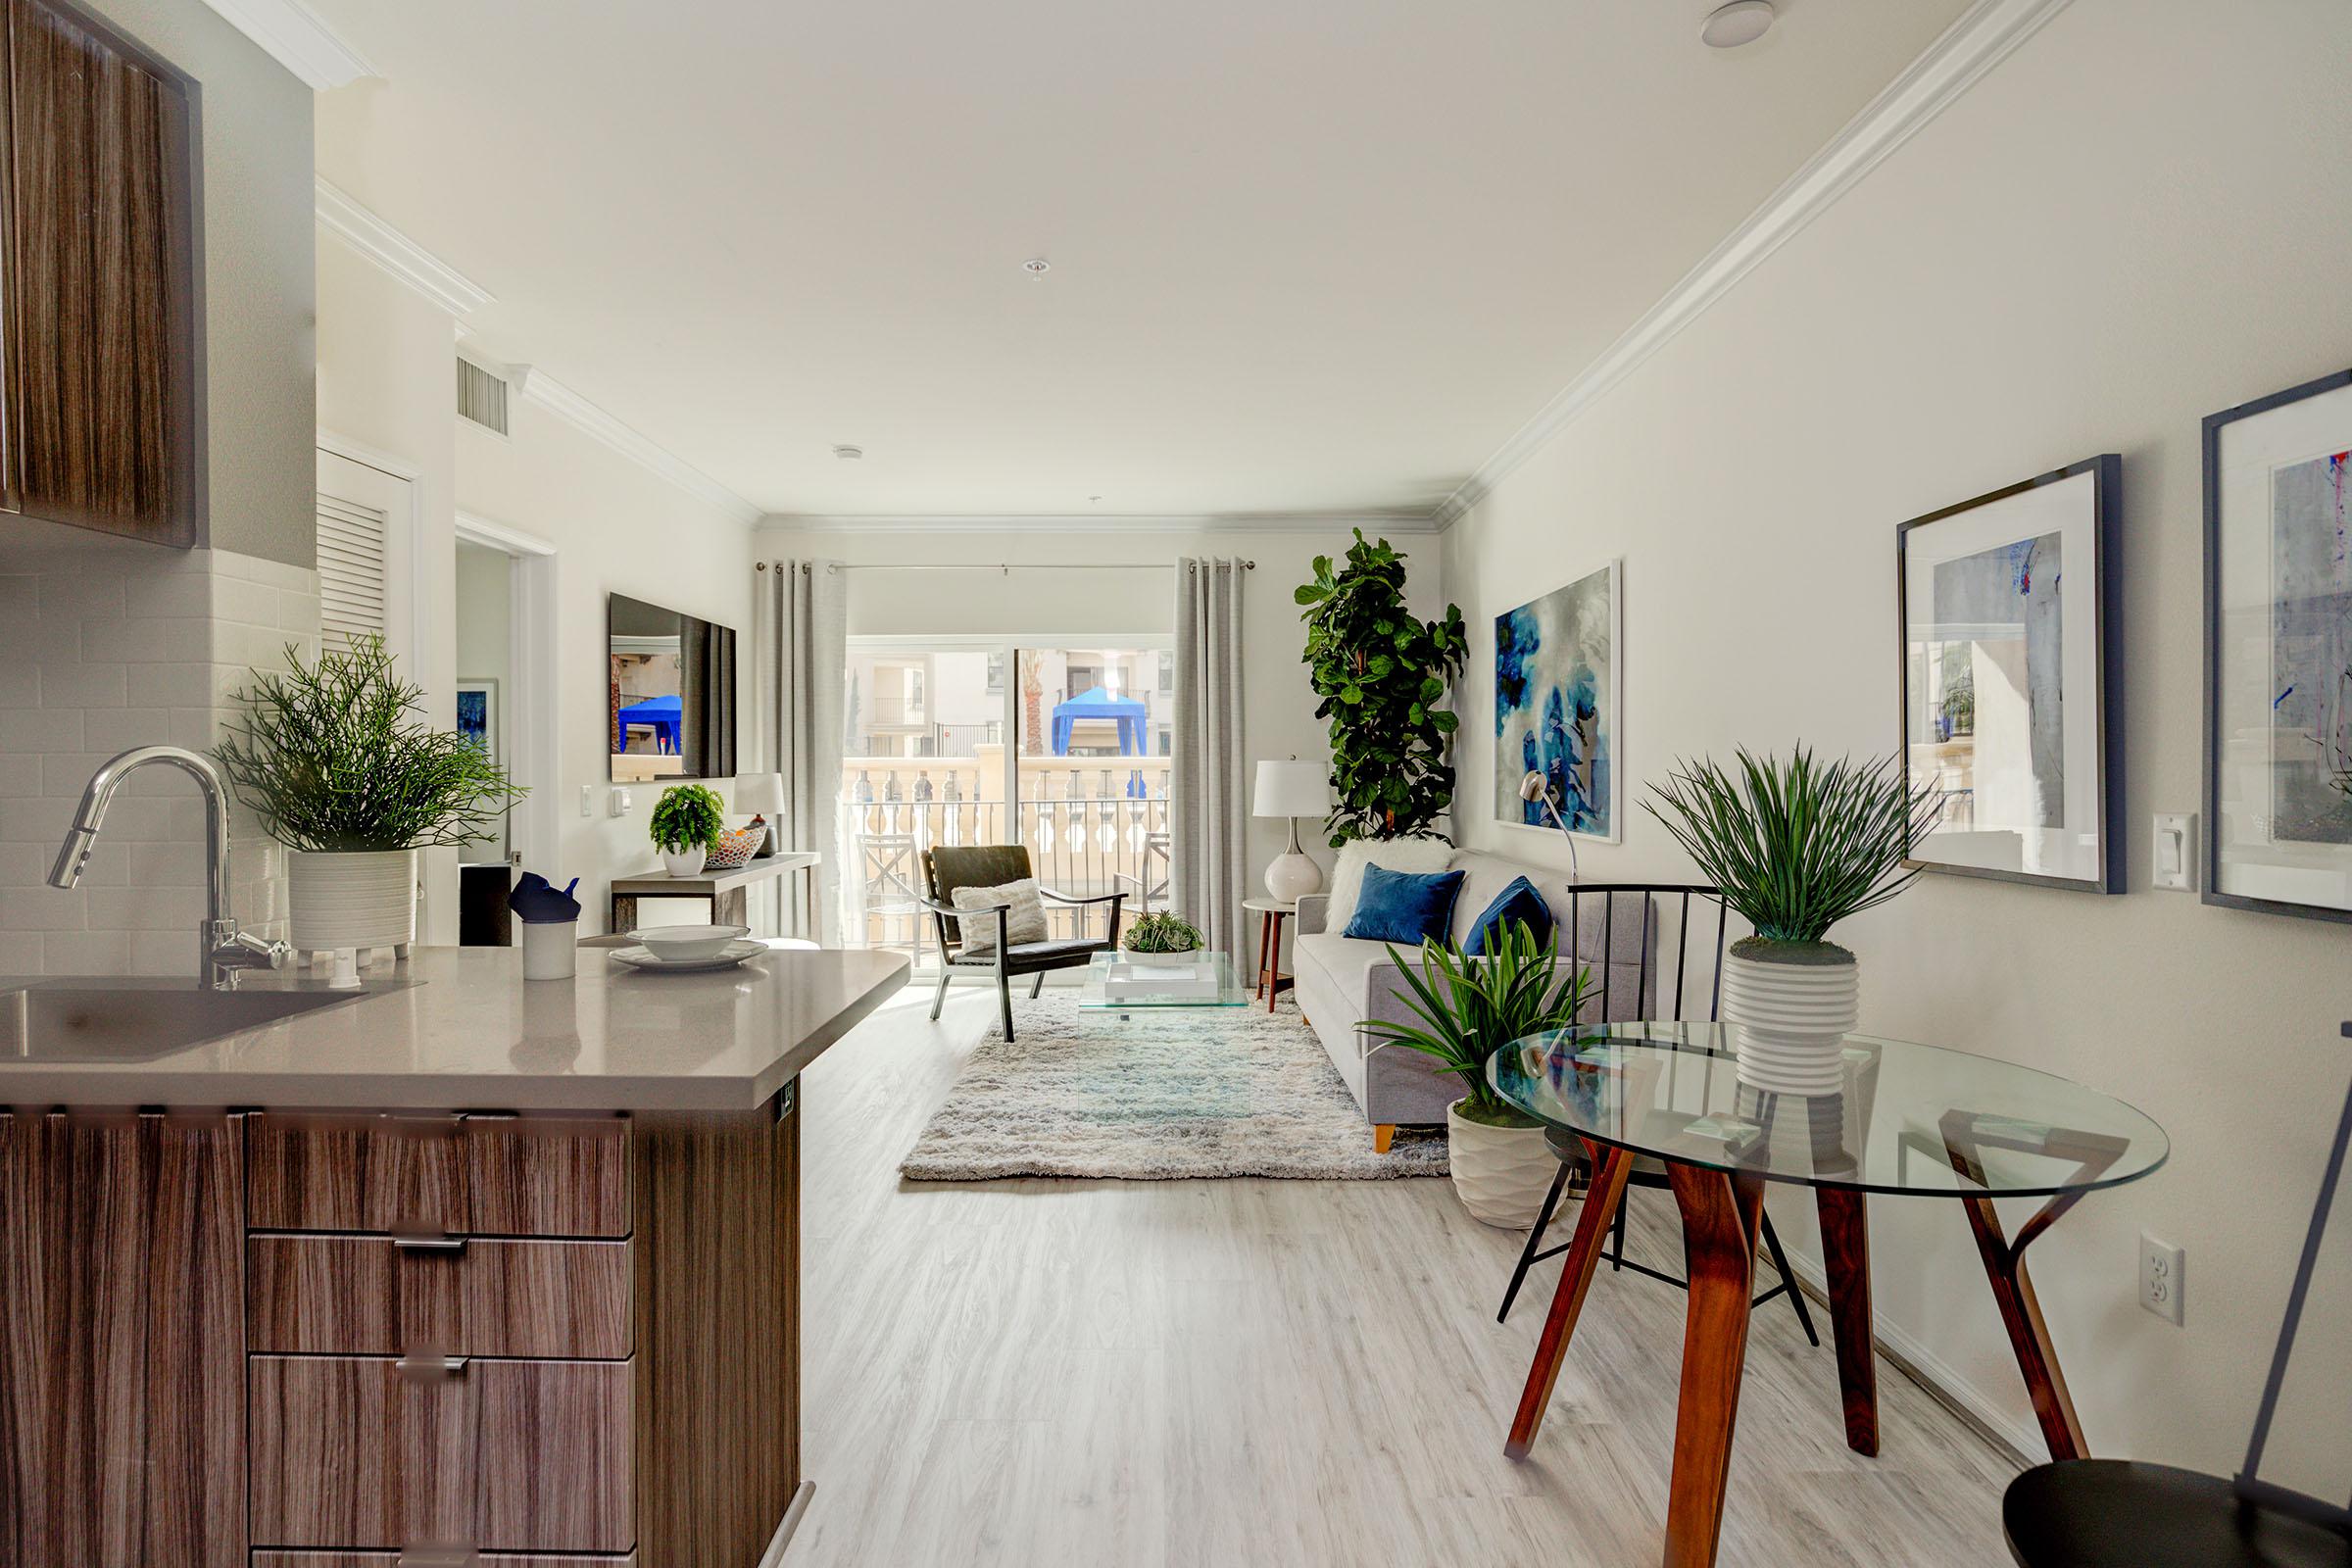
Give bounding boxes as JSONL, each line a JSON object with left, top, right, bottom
{"left": 1490, "top": 1022, "right": 2169, "bottom": 1568}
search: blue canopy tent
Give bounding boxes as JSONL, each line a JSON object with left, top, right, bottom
{"left": 615, "top": 692, "right": 682, "bottom": 754}
{"left": 1051, "top": 686, "right": 1148, "bottom": 755}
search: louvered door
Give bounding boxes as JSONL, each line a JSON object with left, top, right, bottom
{"left": 313, "top": 445, "right": 413, "bottom": 662}
{"left": 317, "top": 492, "right": 388, "bottom": 646}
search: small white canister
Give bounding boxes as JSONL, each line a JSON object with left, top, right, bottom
{"left": 520, "top": 918, "right": 578, "bottom": 981}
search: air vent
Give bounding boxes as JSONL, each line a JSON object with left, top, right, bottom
{"left": 457, "top": 356, "right": 510, "bottom": 435}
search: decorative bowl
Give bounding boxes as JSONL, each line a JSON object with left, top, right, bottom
{"left": 630, "top": 923, "right": 753, "bottom": 963}
{"left": 705, "top": 826, "right": 762, "bottom": 870}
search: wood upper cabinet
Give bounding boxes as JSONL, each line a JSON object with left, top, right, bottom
{"left": 0, "top": 0, "right": 199, "bottom": 546}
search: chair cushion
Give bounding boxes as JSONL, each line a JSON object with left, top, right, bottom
{"left": 950, "top": 937, "right": 1107, "bottom": 967}
{"left": 1463, "top": 875, "right": 1554, "bottom": 956}
{"left": 951, "top": 878, "right": 1049, "bottom": 956}
{"left": 925, "top": 846, "right": 1035, "bottom": 907}
{"left": 1344, "top": 865, "right": 1466, "bottom": 947}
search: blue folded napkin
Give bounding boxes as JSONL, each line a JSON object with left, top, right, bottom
{"left": 509, "top": 871, "right": 582, "bottom": 925}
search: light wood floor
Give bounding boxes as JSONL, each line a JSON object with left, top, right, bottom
{"left": 794, "top": 989, "right": 2020, "bottom": 1568}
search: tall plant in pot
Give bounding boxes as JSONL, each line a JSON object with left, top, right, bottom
{"left": 1297, "top": 530, "right": 1469, "bottom": 845}
{"left": 1360, "top": 923, "right": 1591, "bottom": 1228}
{"left": 214, "top": 637, "right": 525, "bottom": 955}
{"left": 650, "top": 784, "right": 725, "bottom": 877}
{"left": 1645, "top": 747, "right": 1938, "bottom": 1094}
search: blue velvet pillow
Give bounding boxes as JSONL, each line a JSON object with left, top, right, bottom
{"left": 1344, "top": 864, "right": 1467, "bottom": 947}
{"left": 1463, "top": 875, "right": 1554, "bottom": 956}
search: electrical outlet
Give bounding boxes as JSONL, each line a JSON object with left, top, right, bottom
{"left": 2140, "top": 1233, "right": 2184, "bottom": 1324}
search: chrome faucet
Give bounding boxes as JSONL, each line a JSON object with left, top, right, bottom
{"left": 49, "top": 746, "right": 292, "bottom": 989}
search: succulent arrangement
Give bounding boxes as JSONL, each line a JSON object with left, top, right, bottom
{"left": 1120, "top": 911, "right": 1203, "bottom": 954}
{"left": 649, "top": 783, "right": 726, "bottom": 854}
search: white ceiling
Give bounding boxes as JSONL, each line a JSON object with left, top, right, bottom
{"left": 310, "top": 0, "right": 1973, "bottom": 521}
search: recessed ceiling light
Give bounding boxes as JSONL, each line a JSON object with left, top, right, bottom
{"left": 1022, "top": 257, "right": 1052, "bottom": 277}
{"left": 831, "top": 444, "right": 862, "bottom": 461}
{"left": 1700, "top": 1, "right": 1774, "bottom": 48}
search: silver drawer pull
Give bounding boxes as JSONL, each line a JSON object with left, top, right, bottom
{"left": 395, "top": 1353, "right": 469, "bottom": 1379}
{"left": 392, "top": 1234, "right": 468, "bottom": 1255}
{"left": 397, "top": 1550, "right": 479, "bottom": 1568}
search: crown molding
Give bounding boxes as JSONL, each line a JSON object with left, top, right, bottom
{"left": 512, "top": 368, "right": 763, "bottom": 526}
{"left": 1431, "top": 0, "right": 2073, "bottom": 529}
{"left": 199, "top": 0, "right": 375, "bottom": 88}
{"left": 759, "top": 512, "right": 1442, "bottom": 537}
{"left": 315, "top": 176, "right": 495, "bottom": 318}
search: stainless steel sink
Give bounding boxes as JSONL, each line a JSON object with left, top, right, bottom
{"left": 0, "top": 979, "right": 379, "bottom": 1062}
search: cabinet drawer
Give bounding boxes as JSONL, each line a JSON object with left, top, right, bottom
{"left": 253, "top": 1555, "right": 634, "bottom": 1567}
{"left": 249, "top": 1355, "right": 633, "bottom": 1553}
{"left": 248, "top": 1113, "right": 630, "bottom": 1237}
{"left": 249, "top": 1235, "right": 631, "bottom": 1358}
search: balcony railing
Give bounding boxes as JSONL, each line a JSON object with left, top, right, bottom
{"left": 840, "top": 752, "right": 1170, "bottom": 963}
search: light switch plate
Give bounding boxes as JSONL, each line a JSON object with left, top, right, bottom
{"left": 609, "top": 787, "right": 633, "bottom": 818}
{"left": 2152, "top": 812, "right": 2196, "bottom": 891}
{"left": 578, "top": 784, "right": 594, "bottom": 817}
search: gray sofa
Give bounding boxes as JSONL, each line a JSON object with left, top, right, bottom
{"left": 1293, "top": 850, "right": 1652, "bottom": 1144}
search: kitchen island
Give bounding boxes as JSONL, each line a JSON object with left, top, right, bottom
{"left": 0, "top": 945, "right": 908, "bottom": 1568}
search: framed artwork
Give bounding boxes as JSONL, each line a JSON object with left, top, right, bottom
{"left": 1495, "top": 560, "right": 1621, "bottom": 842}
{"left": 2204, "top": 367, "right": 2352, "bottom": 922}
{"left": 1896, "top": 455, "right": 2121, "bottom": 892}
{"left": 457, "top": 678, "right": 499, "bottom": 765}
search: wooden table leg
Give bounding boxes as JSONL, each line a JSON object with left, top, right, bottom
{"left": 1263, "top": 910, "right": 1283, "bottom": 1014}
{"left": 1661, "top": 1162, "right": 1764, "bottom": 1568}
{"left": 612, "top": 893, "right": 637, "bottom": 934}
{"left": 1959, "top": 1194, "right": 2086, "bottom": 1461}
{"left": 1815, "top": 1187, "right": 1878, "bottom": 1456}
{"left": 1254, "top": 910, "right": 1272, "bottom": 1002}
{"left": 1505, "top": 1141, "right": 1633, "bottom": 1459}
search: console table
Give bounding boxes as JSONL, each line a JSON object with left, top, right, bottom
{"left": 611, "top": 851, "right": 822, "bottom": 937}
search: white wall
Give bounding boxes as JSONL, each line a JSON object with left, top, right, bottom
{"left": 756, "top": 524, "right": 1447, "bottom": 940}
{"left": 1441, "top": 0, "right": 2351, "bottom": 1481}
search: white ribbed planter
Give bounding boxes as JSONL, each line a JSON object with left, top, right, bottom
{"left": 1721, "top": 941, "right": 1860, "bottom": 1096}
{"left": 661, "top": 845, "right": 709, "bottom": 878}
{"left": 1446, "top": 1101, "right": 1558, "bottom": 1229}
{"left": 287, "top": 849, "right": 416, "bottom": 952}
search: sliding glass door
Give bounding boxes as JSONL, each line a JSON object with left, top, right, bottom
{"left": 839, "top": 638, "right": 1173, "bottom": 967}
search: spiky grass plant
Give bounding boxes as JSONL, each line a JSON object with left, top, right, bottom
{"left": 1360, "top": 921, "right": 1591, "bottom": 1125}
{"left": 214, "top": 636, "right": 525, "bottom": 853}
{"left": 1642, "top": 746, "right": 1939, "bottom": 953}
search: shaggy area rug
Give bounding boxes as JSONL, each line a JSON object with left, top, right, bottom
{"left": 900, "top": 991, "right": 1447, "bottom": 1182}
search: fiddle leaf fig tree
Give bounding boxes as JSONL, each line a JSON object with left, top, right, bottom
{"left": 1297, "top": 530, "right": 1469, "bottom": 846}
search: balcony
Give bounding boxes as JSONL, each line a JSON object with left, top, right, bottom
{"left": 840, "top": 747, "right": 1169, "bottom": 964}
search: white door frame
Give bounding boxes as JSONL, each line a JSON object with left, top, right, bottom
{"left": 456, "top": 510, "right": 563, "bottom": 882}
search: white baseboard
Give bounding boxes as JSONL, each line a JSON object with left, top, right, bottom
{"left": 1783, "top": 1254, "right": 2041, "bottom": 1465}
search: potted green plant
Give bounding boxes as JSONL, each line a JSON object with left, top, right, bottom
{"left": 214, "top": 636, "right": 525, "bottom": 954}
{"left": 1296, "top": 530, "right": 1469, "bottom": 846}
{"left": 650, "top": 783, "right": 725, "bottom": 877}
{"left": 1120, "top": 911, "right": 1202, "bottom": 955}
{"left": 1644, "top": 746, "right": 1938, "bottom": 1094}
{"left": 1360, "top": 922, "right": 1591, "bottom": 1228}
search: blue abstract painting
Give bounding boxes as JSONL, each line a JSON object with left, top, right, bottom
{"left": 1495, "top": 563, "right": 1615, "bottom": 836}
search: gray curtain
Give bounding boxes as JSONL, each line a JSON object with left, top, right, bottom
{"left": 754, "top": 559, "right": 848, "bottom": 942}
{"left": 1172, "top": 557, "right": 1248, "bottom": 956}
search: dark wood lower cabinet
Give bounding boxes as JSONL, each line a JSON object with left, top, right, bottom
{"left": 253, "top": 1555, "right": 635, "bottom": 1567}
{"left": 0, "top": 1111, "right": 245, "bottom": 1568}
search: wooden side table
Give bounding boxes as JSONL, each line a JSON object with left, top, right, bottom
{"left": 610, "top": 851, "right": 822, "bottom": 937}
{"left": 1243, "top": 897, "right": 1296, "bottom": 1014}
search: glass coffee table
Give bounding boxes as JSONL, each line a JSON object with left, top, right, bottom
{"left": 1076, "top": 950, "right": 1251, "bottom": 1016}
{"left": 1491, "top": 1021, "right": 2168, "bottom": 1568}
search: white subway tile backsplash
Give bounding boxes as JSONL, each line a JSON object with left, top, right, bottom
{"left": 39, "top": 662, "right": 126, "bottom": 708}
{"left": 83, "top": 708, "right": 175, "bottom": 754}
{"left": 2, "top": 885, "right": 80, "bottom": 930}
{"left": 38, "top": 572, "right": 123, "bottom": 620}
{"left": 0, "top": 796, "right": 72, "bottom": 843}
{"left": 124, "top": 572, "right": 211, "bottom": 618}
{"left": 210, "top": 573, "right": 281, "bottom": 629}
{"left": 0, "top": 664, "right": 36, "bottom": 707}
{"left": 83, "top": 616, "right": 210, "bottom": 663}
{"left": 85, "top": 885, "right": 205, "bottom": 932}
{"left": 0, "top": 844, "right": 44, "bottom": 884}
{"left": 0, "top": 932, "right": 42, "bottom": 972}
{"left": 0, "top": 707, "right": 83, "bottom": 753}
{"left": 127, "top": 840, "right": 207, "bottom": 885}
{"left": 42, "top": 930, "right": 139, "bottom": 974}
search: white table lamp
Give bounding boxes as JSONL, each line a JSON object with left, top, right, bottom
{"left": 736, "top": 772, "right": 786, "bottom": 858}
{"left": 1253, "top": 760, "right": 1333, "bottom": 904}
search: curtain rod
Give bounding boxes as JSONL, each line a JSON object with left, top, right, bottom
{"left": 759, "top": 560, "right": 1255, "bottom": 572}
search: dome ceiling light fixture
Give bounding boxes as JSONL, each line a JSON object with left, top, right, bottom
{"left": 831, "top": 444, "right": 862, "bottom": 460}
{"left": 1022, "top": 257, "right": 1052, "bottom": 278}
{"left": 1700, "top": 0, "right": 1776, "bottom": 49}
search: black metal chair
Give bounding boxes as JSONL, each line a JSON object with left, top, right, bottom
{"left": 918, "top": 845, "right": 1124, "bottom": 1043}
{"left": 1495, "top": 882, "right": 1819, "bottom": 1348}
{"left": 1999, "top": 1024, "right": 2352, "bottom": 1568}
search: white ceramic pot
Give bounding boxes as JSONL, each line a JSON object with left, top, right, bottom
{"left": 287, "top": 849, "right": 416, "bottom": 953}
{"left": 520, "top": 918, "right": 578, "bottom": 981}
{"left": 1721, "top": 941, "right": 1860, "bottom": 1096}
{"left": 1446, "top": 1100, "right": 1560, "bottom": 1229}
{"left": 661, "top": 845, "right": 708, "bottom": 878}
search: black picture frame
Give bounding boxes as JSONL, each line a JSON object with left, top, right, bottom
{"left": 1894, "top": 453, "right": 2123, "bottom": 893}
{"left": 2202, "top": 366, "right": 2352, "bottom": 923}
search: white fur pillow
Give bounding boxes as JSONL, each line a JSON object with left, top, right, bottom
{"left": 952, "top": 878, "right": 1049, "bottom": 956}
{"left": 1325, "top": 838, "right": 1454, "bottom": 935}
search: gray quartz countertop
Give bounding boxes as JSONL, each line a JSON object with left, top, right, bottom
{"left": 0, "top": 945, "right": 910, "bottom": 1112}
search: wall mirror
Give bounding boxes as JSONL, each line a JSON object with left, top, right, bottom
{"left": 609, "top": 592, "right": 737, "bottom": 781}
